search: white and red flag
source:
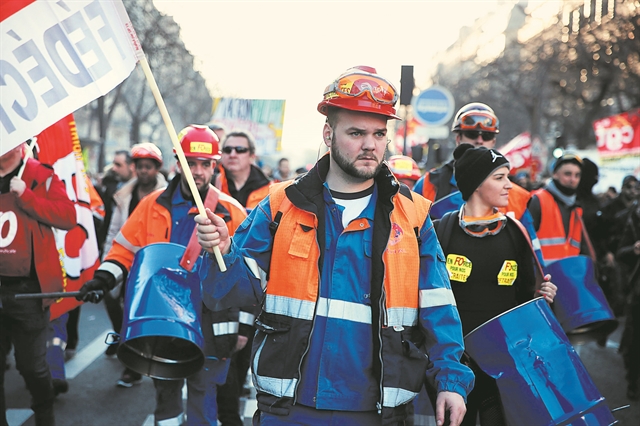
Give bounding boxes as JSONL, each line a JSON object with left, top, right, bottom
{"left": 594, "top": 108, "right": 640, "bottom": 159}
{"left": 499, "top": 132, "right": 532, "bottom": 173}
{"left": 1, "top": 0, "right": 143, "bottom": 155}
{"left": 36, "top": 114, "right": 103, "bottom": 319}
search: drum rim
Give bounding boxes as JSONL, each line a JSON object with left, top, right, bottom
{"left": 463, "top": 296, "right": 547, "bottom": 340}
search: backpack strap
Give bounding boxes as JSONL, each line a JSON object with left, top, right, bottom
{"left": 434, "top": 210, "right": 457, "bottom": 254}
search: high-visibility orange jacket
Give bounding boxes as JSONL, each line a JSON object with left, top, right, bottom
{"left": 531, "top": 188, "right": 583, "bottom": 264}
{"left": 214, "top": 166, "right": 270, "bottom": 210}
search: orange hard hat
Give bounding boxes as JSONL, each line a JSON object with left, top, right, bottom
{"left": 318, "top": 66, "right": 400, "bottom": 120}
{"left": 131, "top": 142, "right": 163, "bottom": 166}
{"left": 175, "top": 125, "right": 221, "bottom": 160}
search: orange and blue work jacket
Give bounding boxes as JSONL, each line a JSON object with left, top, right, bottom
{"left": 201, "top": 155, "right": 473, "bottom": 425}
{"left": 531, "top": 188, "right": 583, "bottom": 265}
{"left": 97, "top": 176, "right": 247, "bottom": 358}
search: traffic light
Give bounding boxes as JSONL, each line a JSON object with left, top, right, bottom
{"left": 400, "top": 65, "right": 414, "bottom": 106}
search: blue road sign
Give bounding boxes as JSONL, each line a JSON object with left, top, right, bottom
{"left": 412, "top": 86, "right": 455, "bottom": 126}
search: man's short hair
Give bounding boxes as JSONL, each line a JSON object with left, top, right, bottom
{"left": 223, "top": 130, "right": 256, "bottom": 155}
{"left": 114, "top": 150, "right": 133, "bottom": 164}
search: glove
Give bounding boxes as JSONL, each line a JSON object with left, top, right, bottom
{"left": 77, "top": 276, "right": 109, "bottom": 303}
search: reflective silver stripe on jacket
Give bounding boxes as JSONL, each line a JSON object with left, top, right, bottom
{"left": 383, "top": 386, "right": 418, "bottom": 407}
{"left": 239, "top": 311, "right": 256, "bottom": 326}
{"left": 244, "top": 256, "right": 268, "bottom": 290}
{"left": 98, "top": 261, "right": 124, "bottom": 285}
{"left": 315, "top": 297, "right": 371, "bottom": 324}
{"left": 212, "top": 321, "right": 239, "bottom": 336}
{"left": 419, "top": 288, "right": 456, "bottom": 308}
{"left": 263, "top": 294, "right": 315, "bottom": 320}
{"left": 253, "top": 336, "right": 297, "bottom": 397}
{"left": 387, "top": 307, "right": 418, "bottom": 327}
{"left": 114, "top": 232, "right": 141, "bottom": 254}
{"left": 539, "top": 237, "right": 566, "bottom": 246}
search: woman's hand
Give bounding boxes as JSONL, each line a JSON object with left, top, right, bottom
{"left": 537, "top": 274, "right": 557, "bottom": 304}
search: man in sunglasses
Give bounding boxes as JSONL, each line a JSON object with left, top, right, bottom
{"left": 196, "top": 66, "right": 473, "bottom": 426}
{"left": 214, "top": 130, "right": 271, "bottom": 212}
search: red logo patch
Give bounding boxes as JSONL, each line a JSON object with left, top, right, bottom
{"left": 389, "top": 223, "right": 403, "bottom": 246}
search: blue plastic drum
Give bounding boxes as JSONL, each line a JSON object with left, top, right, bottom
{"left": 544, "top": 255, "right": 618, "bottom": 345}
{"left": 464, "top": 297, "right": 617, "bottom": 425}
{"left": 117, "top": 243, "right": 204, "bottom": 379}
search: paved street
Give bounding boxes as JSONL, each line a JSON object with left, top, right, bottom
{"left": 4, "top": 301, "right": 638, "bottom": 425}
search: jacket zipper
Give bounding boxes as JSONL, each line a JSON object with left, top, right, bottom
{"left": 377, "top": 202, "right": 394, "bottom": 414}
{"left": 293, "top": 231, "right": 321, "bottom": 404}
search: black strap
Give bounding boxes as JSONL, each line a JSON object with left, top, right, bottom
{"left": 434, "top": 211, "right": 457, "bottom": 254}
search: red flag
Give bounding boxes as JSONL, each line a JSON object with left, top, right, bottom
{"left": 35, "top": 115, "right": 102, "bottom": 319}
{"left": 499, "top": 132, "right": 532, "bottom": 175}
{"left": 594, "top": 108, "right": 640, "bottom": 159}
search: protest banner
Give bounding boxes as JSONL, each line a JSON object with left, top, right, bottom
{"left": 209, "top": 98, "right": 286, "bottom": 156}
{"left": 1, "top": 0, "right": 140, "bottom": 155}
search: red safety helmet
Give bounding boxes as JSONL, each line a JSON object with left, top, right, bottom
{"left": 317, "top": 66, "right": 401, "bottom": 120}
{"left": 131, "top": 142, "right": 163, "bottom": 166}
{"left": 387, "top": 155, "right": 421, "bottom": 183}
{"left": 451, "top": 102, "right": 499, "bottom": 133}
{"left": 175, "top": 125, "right": 221, "bottom": 160}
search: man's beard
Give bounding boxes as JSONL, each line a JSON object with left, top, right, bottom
{"left": 330, "top": 136, "right": 384, "bottom": 180}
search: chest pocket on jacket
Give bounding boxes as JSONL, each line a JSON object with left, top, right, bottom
{"left": 287, "top": 223, "right": 315, "bottom": 258}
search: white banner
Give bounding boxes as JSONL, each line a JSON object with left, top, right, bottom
{"left": 1, "top": 0, "right": 141, "bottom": 155}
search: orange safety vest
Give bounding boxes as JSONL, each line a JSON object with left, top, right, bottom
{"left": 531, "top": 188, "right": 583, "bottom": 264}
{"left": 266, "top": 182, "right": 432, "bottom": 320}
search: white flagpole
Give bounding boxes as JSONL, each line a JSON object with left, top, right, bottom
{"left": 112, "top": 1, "right": 226, "bottom": 271}
{"left": 17, "top": 139, "right": 37, "bottom": 179}
{"left": 138, "top": 57, "right": 226, "bottom": 272}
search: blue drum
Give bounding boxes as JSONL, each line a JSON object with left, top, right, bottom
{"left": 544, "top": 255, "right": 618, "bottom": 345}
{"left": 464, "top": 298, "right": 617, "bottom": 426}
{"left": 430, "top": 191, "right": 464, "bottom": 220}
{"left": 117, "top": 243, "right": 204, "bottom": 379}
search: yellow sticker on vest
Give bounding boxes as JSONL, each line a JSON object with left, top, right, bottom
{"left": 446, "top": 254, "right": 472, "bottom": 282}
{"left": 497, "top": 260, "right": 518, "bottom": 286}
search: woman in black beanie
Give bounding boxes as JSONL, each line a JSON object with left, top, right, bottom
{"left": 434, "top": 143, "right": 557, "bottom": 425}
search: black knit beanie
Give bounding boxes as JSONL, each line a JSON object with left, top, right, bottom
{"left": 453, "top": 144, "right": 511, "bottom": 201}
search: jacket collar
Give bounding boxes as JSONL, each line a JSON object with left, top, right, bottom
{"left": 288, "top": 153, "right": 400, "bottom": 209}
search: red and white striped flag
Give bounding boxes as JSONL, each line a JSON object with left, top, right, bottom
{"left": 1, "top": 0, "right": 143, "bottom": 155}
{"left": 35, "top": 114, "right": 103, "bottom": 319}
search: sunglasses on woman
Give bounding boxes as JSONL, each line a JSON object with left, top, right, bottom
{"left": 222, "top": 146, "right": 250, "bottom": 154}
